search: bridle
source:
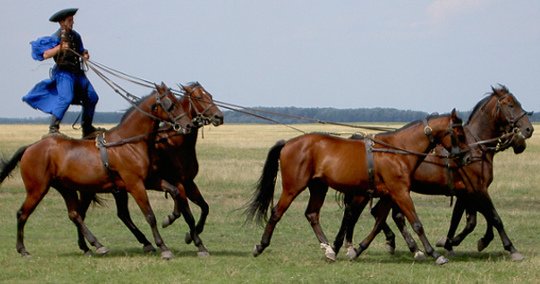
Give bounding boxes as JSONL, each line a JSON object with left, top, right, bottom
{"left": 154, "top": 90, "right": 191, "bottom": 133}
{"left": 182, "top": 85, "right": 220, "bottom": 127}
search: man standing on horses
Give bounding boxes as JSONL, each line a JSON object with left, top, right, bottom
{"left": 23, "top": 8, "right": 104, "bottom": 138}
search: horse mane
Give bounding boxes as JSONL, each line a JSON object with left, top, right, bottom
{"left": 119, "top": 91, "right": 157, "bottom": 123}
{"left": 466, "top": 85, "right": 510, "bottom": 124}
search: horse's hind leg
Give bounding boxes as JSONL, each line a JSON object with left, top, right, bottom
{"left": 305, "top": 181, "right": 334, "bottom": 261}
{"left": 253, "top": 185, "right": 303, "bottom": 257}
{"left": 58, "top": 189, "right": 109, "bottom": 255}
{"left": 112, "top": 190, "right": 156, "bottom": 253}
{"left": 353, "top": 196, "right": 393, "bottom": 258}
{"left": 333, "top": 194, "right": 369, "bottom": 259}
{"left": 16, "top": 184, "right": 50, "bottom": 256}
{"left": 76, "top": 192, "right": 94, "bottom": 254}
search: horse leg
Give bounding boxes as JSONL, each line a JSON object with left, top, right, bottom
{"left": 127, "top": 183, "right": 173, "bottom": 260}
{"left": 352, "top": 196, "right": 392, "bottom": 259}
{"left": 476, "top": 195, "right": 523, "bottom": 261}
{"left": 305, "top": 181, "right": 334, "bottom": 261}
{"left": 390, "top": 206, "right": 425, "bottom": 260}
{"left": 57, "top": 189, "right": 109, "bottom": 255}
{"left": 371, "top": 200, "right": 397, "bottom": 254}
{"left": 172, "top": 181, "right": 210, "bottom": 257}
{"left": 77, "top": 191, "right": 94, "bottom": 255}
{"left": 333, "top": 193, "right": 368, "bottom": 258}
{"left": 446, "top": 206, "right": 477, "bottom": 252}
{"left": 253, "top": 187, "right": 302, "bottom": 257}
{"left": 161, "top": 181, "right": 182, "bottom": 228}
{"left": 16, "top": 184, "right": 50, "bottom": 256}
{"left": 436, "top": 197, "right": 473, "bottom": 255}
{"left": 478, "top": 219, "right": 495, "bottom": 252}
{"left": 183, "top": 180, "right": 209, "bottom": 245}
{"left": 111, "top": 190, "right": 156, "bottom": 253}
{"left": 391, "top": 190, "right": 448, "bottom": 265}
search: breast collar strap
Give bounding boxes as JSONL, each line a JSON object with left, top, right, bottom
{"left": 95, "top": 133, "right": 120, "bottom": 194}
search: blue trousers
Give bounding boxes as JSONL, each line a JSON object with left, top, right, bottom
{"left": 23, "top": 68, "right": 99, "bottom": 122}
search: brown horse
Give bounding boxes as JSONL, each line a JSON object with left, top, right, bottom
{"left": 0, "top": 83, "right": 193, "bottom": 259}
{"left": 333, "top": 86, "right": 533, "bottom": 261}
{"left": 75, "top": 82, "right": 224, "bottom": 256}
{"left": 245, "top": 110, "right": 466, "bottom": 264}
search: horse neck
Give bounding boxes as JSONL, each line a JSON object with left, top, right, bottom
{"left": 112, "top": 106, "right": 157, "bottom": 139}
{"left": 466, "top": 97, "right": 503, "bottom": 141}
{"left": 377, "top": 121, "right": 432, "bottom": 154}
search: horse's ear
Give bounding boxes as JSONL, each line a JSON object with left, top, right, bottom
{"left": 491, "top": 85, "right": 498, "bottom": 94}
{"left": 154, "top": 83, "right": 162, "bottom": 93}
{"left": 451, "top": 108, "right": 457, "bottom": 119}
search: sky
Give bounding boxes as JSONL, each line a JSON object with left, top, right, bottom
{"left": 1, "top": 1, "right": 539, "bottom": 118}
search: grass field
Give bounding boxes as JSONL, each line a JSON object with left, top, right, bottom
{"left": 0, "top": 123, "right": 538, "bottom": 283}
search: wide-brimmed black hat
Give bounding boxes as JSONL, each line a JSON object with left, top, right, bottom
{"left": 49, "top": 8, "right": 78, "bottom": 22}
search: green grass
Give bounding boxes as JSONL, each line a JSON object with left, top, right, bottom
{"left": 0, "top": 124, "right": 539, "bottom": 283}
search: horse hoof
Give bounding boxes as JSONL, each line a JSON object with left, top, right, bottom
{"left": 143, "top": 244, "right": 157, "bottom": 253}
{"left": 83, "top": 250, "right": 93, "bottom": 257}
{"left": 346, "top": 246, "right": 357, "bottom": 260}
{"left": 320, "top": 243, "right": 336, "bottom": 262}
{"left": 446, "top": 249, "right": 456, "bottom": 257}
{"left": 436, "top": 237, "right": 447, "bottom": 248}
{"left": 386, "top": 243, "right": 395, "bottom": 255}
{"left": 252, "top": 245, "right": 263, "bottom": 257}
{"left": 161, "top": 218, "right": 171, "bottom": 228}
{"left": 197, "top": 251, "right": 210, "bottom": 257}
{"left": 435, "top": 255, "right": 449, "bottom": 265}
{"left": 477, "top": 239, "right": 487, "bottom": 252}
{"left": 95, "top": 247, "right": 110, "bottom": 255}
{"left": 511, "top": 252, "right": 525, "bottom": 261}
{"left": 413, "top": 251, "right": 426, "bottom": 260}
{"left": 185, "top": 232, "right": 193, "bottom": 244}
{"left": 161, "top": 250, "right": 174, "bottom": 260}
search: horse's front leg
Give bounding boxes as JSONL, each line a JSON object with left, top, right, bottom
{"left": 161, "top": 180, "right": 182, "bottom": 228}
{"left": 476, "top": 194, "right": 523, "bottom": 261}
{"left": 127, "top": 182, "right": 172, "bottom": 260}
{"left": 305, "top": 182, "right": 334, "bottom": 261}
{"left": 112, "top": 190, "right": 156, "bottom": 253}
{"left": 183, "top": 180, "right": 209, "bottom": 245}
{"left": 172, "top": 181, "right": 209, "bottom": 257}
{"left": 390, "top": 205, "right": 425, "bottom": 260}
{"left": 391, "top": 189, "right": 448, "bottom": 265}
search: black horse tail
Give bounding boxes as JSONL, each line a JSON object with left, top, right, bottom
{"left": 244, "top": 139, "right": 286, "bottom": 226}
{"left": 0, "top": 145, "right": 29, "bottom": 184}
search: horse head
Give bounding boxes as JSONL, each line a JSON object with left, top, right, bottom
{"left": 153, "top": 82, "right": 194, "bottom": 134}
{"left": 491, "top": 85, "right": 534, "bottom": 153}
{"left": 180, "top": 82, "right": 224, "bottom": 127}
{"left": 430, "top": 109, "right": 467, "bottom": 157}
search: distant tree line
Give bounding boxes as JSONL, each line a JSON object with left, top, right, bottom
{"left": 1, "top": 107, "right": 538, "bottom": 124}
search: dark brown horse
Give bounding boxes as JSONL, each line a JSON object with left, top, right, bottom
{"left": 75, "top": 82, "right": 224, "bottom": 256}
{"left": 0, "top": 83, "right": 193, "bottom": 259}
{"left": 333, "top": 86, "right": 533, "bottom": 261}
{"left": 245, "top": 110, "right": 466, "bottom": 264}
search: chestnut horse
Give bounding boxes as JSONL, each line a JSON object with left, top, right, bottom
{"left": 75, "top": 82, "right": 224, "bottom": 256}
{"left": 0, "top": 83, "right": 193, "bottom": 259}
{"left": 245, "top": 110, "right": 466, "bottom": 264}
{"left": 333, "top": 86, "right": 533, "bottom": 261}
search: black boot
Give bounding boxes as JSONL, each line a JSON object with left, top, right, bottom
{"left": 82, "top": 124, "right": 106, "bottom": 139}
{"left": 48, "top": 115, "right": 61, "bottom": 134}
